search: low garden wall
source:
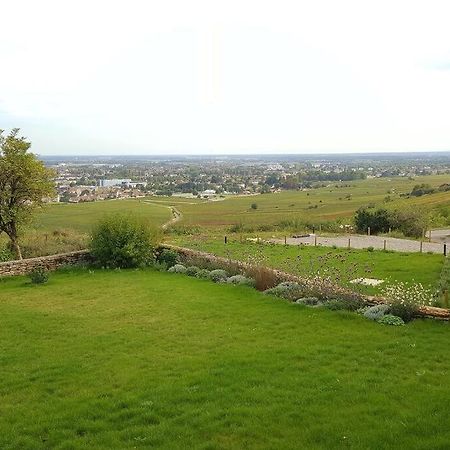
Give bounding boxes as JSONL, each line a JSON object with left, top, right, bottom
{"left": 1, "top": 245, "right": 448, "bottom": 320}
{"left": 0, "top": 250, "right": 90, "bottom": 277}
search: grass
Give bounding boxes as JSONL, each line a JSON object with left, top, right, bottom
{"left": 172, "top": 238, "right": 445, "bottom": 295}
{"left": 1, "top": 269, "right": 450, "bottom": 449}
{"left": 33, "top": 199, "right": 172, "bottom": 233}
{"left": 167, "top": 174, "right": 450, "bottom": 228}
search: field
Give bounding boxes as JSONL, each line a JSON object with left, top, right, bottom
{"left": 32, "top": 199, "right": 172, "bottom": 233}
{"left": 1, "top": 269, "right": 450, "bottom": 449}
{"left": 165, "top": 174, "right": 450, "bottom": 229}
{"left": 172, "top": 238, "right": 445, "bottom": 296}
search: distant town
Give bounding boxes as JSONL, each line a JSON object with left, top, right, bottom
{"left": 43, "top": 153, "right": 450, "bottom": 203}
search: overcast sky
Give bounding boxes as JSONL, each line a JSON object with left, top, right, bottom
{"left": 1, "top": 0, "right": 450, "bottom": 155}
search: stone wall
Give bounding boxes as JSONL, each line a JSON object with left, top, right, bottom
{"left": 0, "top": 250, "right": 91, "bottom": 277}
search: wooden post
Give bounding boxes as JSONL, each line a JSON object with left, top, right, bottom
{"left": 420, "top": 240, "right": 423, "bottom": 253}
{"left": 444, "top": 244, "right": 447, "bottom": 257}
{"left": 429, "top": 230, "right": 432, "bottom": 243}
{"left": 224, "top": 235, "right": 227, "bottom": 244}
{"left": 383, "top": 240, "right": 386, "bottom": 251}
{"left": 314, "top": 235, "right": 317, "bottom": 246}
{"left": 284, "top": 236, "right": 287, "bottom": 245}
{"left": 348, "top": 238, "right": 351, "bottom": 249}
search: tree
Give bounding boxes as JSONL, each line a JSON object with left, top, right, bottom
{"left": 0, "top": 129, "right": 55, "bottom": 259}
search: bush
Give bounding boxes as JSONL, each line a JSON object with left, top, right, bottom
{"left": 264, "top": 282, "right": 305, "bottom": 301}
{"left": 156, "top": 248, "right": 178, "bottom": 268}
{"left": 295, "top": 297, "right": 321, "bottom": 306}
{"left": 208, "top": 269, "right": 228, "bottom": 283}
{"left": 363, "top": 304, "right": 390, "bottom": 320}
{"left": 185, "top": 266, "right": 200, "bottom": 277}
{"left": 196, "top": 268, "right": 210, "bottom": 279}
{"left": 227, "top": 275, "right": 255, "bottom": 287}
{"left": 0, "top": 245, "right": 13, "bottom": 262}
{"left": 29, "top": 267, "right": 49, "bottom": 284}
{"left": 377, "top": 314, "right": 405, "bottom": 326}
{"left": 153, "top": 261, "right": 168, "bottom": 272}
{"left": 367, "top": 246, "right": 374, "bottom": 252}
{"left": 168, "top": 264, "right": 187, "bottom": 274}
{"left": 389, "top": 303, "right": 416, "bottom": 323}
{"left": 90, "top": 213, "right": 159, "bottom": 268}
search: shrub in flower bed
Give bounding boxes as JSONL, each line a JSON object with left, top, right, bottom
{"left": 208, "top": 269, "right": 228, "bottom": 283}
{"left": 377, "top": 314, "right": 405, "bottom": 326}
{"left": 29, "top": 267, "right": 49, "bottom": 284}
{"left": 363, "top": 304, "right": 390, "bottom": 320}
{"left": 295, "top": 297, "right": 321, "bottom": 306}
{"left": 324, "top": 298, "right": 366, "bottom": 311}
{"left": 196, "top": 268, "right": 211, "bottom": 279}
{"left": 168, "top": 264, "right": 187, "bottom": 274}
{"left": 264, "top": 282, "right": 306, "bottom": 301}
{"left": 185, "top": 266, "right": 200, "bottom": 277}
{"left": 227, "top": 274, "right": 255, "bottom": 287}
{"left": 155, "top": 248, "right": 179, "bottom": 268}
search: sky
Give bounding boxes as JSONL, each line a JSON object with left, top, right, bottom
{"left": 1, "top": 0, "right": 450, "bottom": 155}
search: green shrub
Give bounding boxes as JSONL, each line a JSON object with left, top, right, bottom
{"left": 0, "top": 245, "right": 13, "bottom": 262}
{"left": 324, "top": 298, "right": 366, "bottom": 311}
{"left": 185, "top": 266, "right": 200, "bottom": 277}
{"left": 196, "top": 268, "right": 210, "bottom": 279}
{"left": 377, "top": 314, "right": 405, "bottom": 326}
{"left": 168, "top": 264, "right": 187, "bottom": 274}
{"left": 208, "top": 269, "right": 228, "bottom": 283}
{"left": 29, "top": 267, "right": 49, "bottom": 284}
{"left": 264, "top": 282, "right": 305, "bottom": 301}
{"left": 367, "top": 246, "right": 374, "bottom": 252}
{"left": 153, "top": 262, "right": 168, "bottom": 272}
{"left": 227, "top": 274, "right": 255, "bottom": 287}
{"left": 156, "top": 248, "right": 178, "bottom": 268}
{"left": 389, "top": 303, "right": 416, "bottom": 323}
{"left": 90, "top": 213, "right": 158, "bottom": 268}
{"left": 363, "top": 304, "right": 390, "bottom": 320}
{"left": 295, "top": 297, "right": 321, "bottom": 306}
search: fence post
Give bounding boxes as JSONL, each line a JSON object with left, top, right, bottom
{"left": 224, "top": 236, "right": 227, "bottom": 244}
{"left": 420, "top": 241, "right": 423, "bottom": 253}
{"left": 348, "top": 238, "right": 351, "bottom": 249}
{"left": 429, "top": 230, "right": 432, "bottom": 243}
{"left": 314, "top": 235, "right": 317, "bottom": 246}
{"left": 444, "top": 243, "right": 447, "bottom": 257}
{"left": 383, "top": 240, "right": 386, "bottom": 251}
{"left": 284, "top": 236, "right": 287, "bottom": 245}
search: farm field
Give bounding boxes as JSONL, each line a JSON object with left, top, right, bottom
{"left": 2, "top": 268, "right": 450, "bottom": 449}
{"left": 173, "top": 238, "right": 445, "bottom": 296}
{"left": 32, "top": 199, "right": 172, "bottom": 233}
{"left": 166, "top": 174, "right": 450, "bottom": 229}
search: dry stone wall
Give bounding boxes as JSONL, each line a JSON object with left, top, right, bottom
{"left": 0, "top": 250, "right": 91, "bottom": 277}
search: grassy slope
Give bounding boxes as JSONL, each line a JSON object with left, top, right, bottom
{"left": 32, "top": 199, "right": 172, "bottom": 233}
{"left": 1, "top": 269, "right": 450, "bottom": 449}
{"left": 172, "top": 175, "right": 450, "bottom": 228}
{"left": 173, "top": 239, "right": 445, "bottom": 295}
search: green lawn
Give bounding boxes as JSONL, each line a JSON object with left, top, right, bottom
{"left": 172, "top": 238, "right": 445, "bottom": 295}
{"left": 1, "top": 269, "right": 450, "bottom": 449}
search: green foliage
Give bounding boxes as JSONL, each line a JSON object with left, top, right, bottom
{"left": 0, "top": 129, "right": 55, "bottom": 259}
{"left": 226, "top": 274, "right": 255, "bottom": 287}
{"left": 89, "top": 213, "right": 158, "bottom": 268}
{"left": 295, "top": 297, "right": 321, "bottom": 306}
{"left": 185, "top": 266, "right": 200, "bottom": 277}
{"left": 208, "top": 269, "right": 228, "bottom": 283}
{"left": 251, "top": 203, "right": 258, "bottom": 210}
{"left": 0, "top": 245, "right": 13, "bottom": 262}
{"left": 363, "top": 304, "right": 390, "bottom": 320}
{"left": 167, "top": 264, "right": 187, "bottom": 273}
{"left": 264, "top": 282, "right": 305, "bottom": 301}
{"left": 389, "top": 303, "right": 417, "bottom": 323}
{"left": 355, "top": 207, "right": 391, "bottom": 234}
{"left": 156, "top": 248, "right": 178, "bottom": 268}
{"left": 196, "top": 268, "right": 211, "bottom": 279}
{"left": 377, "top": 314, "right": 405, "bottom": 326}
{"left": 28, "top": 267, "right": 49, "bottom": 284}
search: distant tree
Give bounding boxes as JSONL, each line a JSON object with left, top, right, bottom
{"left": 0, "top": 129, "right": 55, "bottom": 259}
{"left": 354, "top": 207, "right": 391, "bottom": 234}
{"left": 251, "top": 203, "right": 258, "bottom": 210}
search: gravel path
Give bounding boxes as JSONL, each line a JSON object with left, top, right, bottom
{"left": 271, "top": 230, "right": 450, "bottom": 254}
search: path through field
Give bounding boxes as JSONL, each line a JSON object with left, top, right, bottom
{"left": 143, "top": 200, "right": 183, "bottom": 229}
{"left": 271, "top": 230, "right": 450, "bottom": 254}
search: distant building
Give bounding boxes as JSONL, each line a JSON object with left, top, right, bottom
{"left": 98, "top": 179, "right": 132, "bottom": 187}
